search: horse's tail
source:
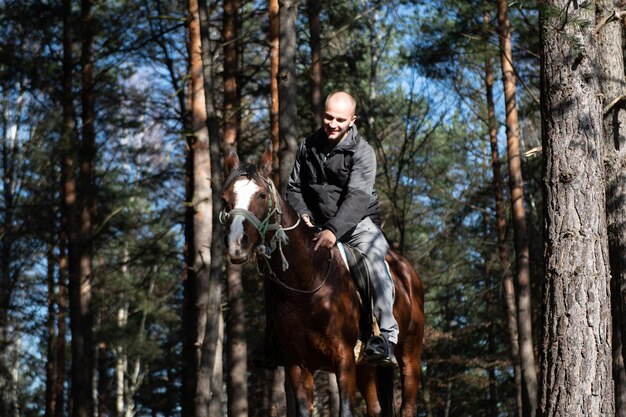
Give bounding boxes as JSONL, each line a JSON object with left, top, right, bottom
{"left": 376, "top": 366, "right": 396, "bottom": 417}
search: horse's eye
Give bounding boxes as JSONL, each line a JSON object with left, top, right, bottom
{"left": 259, "top": 192, "right": 267, "bottom": 200}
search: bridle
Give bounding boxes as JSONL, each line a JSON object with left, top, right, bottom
{"left": 220, "top": 173, "right": 333, "bottom": 294}
{"left": 219, "top": 174, "right": 300, "bottom": 271}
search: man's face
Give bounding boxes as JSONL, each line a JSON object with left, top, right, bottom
{"left": 323, "top": 95, "right": 356, "bottom": 142}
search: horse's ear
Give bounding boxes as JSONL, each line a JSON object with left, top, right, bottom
{"left": 257, "top": 146, "right": 273, "bottom": 178}
{"left": 224, "top": 151, "right": 240, "bottom": 178}
{"left": 224, "top": 151, "right": 240, "bottom": 176}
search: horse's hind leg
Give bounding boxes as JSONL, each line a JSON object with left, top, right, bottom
{"left": 334, "top": 357, "right": 358, "bottom": 417}
{"left": 356, "top": 365, "right": 382, "bottom": 417}
{"left": 287, "top": 365, "right": 315, "bottom": 417}
{"left": 398, "top": 345, "right": 422, "bottom": 417}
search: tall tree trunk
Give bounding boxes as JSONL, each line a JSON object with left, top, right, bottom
{"left": 184, "top": 0, "right": 216, "bottom": 416}
{"left": 485, "top": 52, "right": 523, "bottom": 417}
{"left": 46, "top": 243, "right": 58, "bottom": 417}
{"left": 68, "top": 0, "right": 97, "bottom": 415}
{"left": 181, "top": 0, "right": 196, "bottom": 413}
{"left": 539, "top": 1, "right": 614, "bottom": 415}
{"left": 223, "top": 1, "right": 248, "bottom": 415}
{"left": 278, "top": 0, "right": 299, "bottom": 196}
{"left": 57, "top": 4, "right": 73, "bottom": 410}
{"left": 277, "top": 3, "right": 299, "bottom": 415}
{"left": 197, "top": 0, "right": 225, "bottom": 415}
{"left": 97, "top": 323, "right": 111, "bottom": 417}
{"left": 596, "top": 2, "right": 626, "bottom": 415}
{"left": 482, "top": 144, "right": 498, "bottom": 417}
{"left": 115, "top": 303, "right": 127, "bottom": 417}
{"left": 56, "top": 241, "right": 67, "bottom": 417}
{"left": 307, "top": 0, "right": 322, "bottom": 129}
{"left": 0, "top": 81, "right": 23, "bottom": 417}
{"left": 270, "top": 0, "right": 280, "bottom": 174}
{"left": 495, "top": 1, "right": 537, "bottom": 415}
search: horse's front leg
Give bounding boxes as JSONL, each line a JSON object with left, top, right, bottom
{"left": 335, "top": 354, "right": 358, "bottom": 417}
{"left": 286, "top": 365, "right": 315, "bottom": 417}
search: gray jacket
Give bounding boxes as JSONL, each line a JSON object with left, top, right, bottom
{"left": 286, "top": 125, "right": 381, "bottom": 240}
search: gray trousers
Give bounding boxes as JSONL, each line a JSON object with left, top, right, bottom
{"left": 343, "top": 217, "right": 398, "bottom": 344}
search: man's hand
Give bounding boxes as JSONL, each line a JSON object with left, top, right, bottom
{"left": 301, "top": 214, "right": 315, "bottom": 228}
{"left": 313, "top": 229, "right": 336, "bottom": 251}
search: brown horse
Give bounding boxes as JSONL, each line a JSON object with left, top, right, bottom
{"left": 221, "top": 149, "right": 425, "bottom": 417}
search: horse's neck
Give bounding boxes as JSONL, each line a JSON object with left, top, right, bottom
{"left": 270, "top": 200, "right": 329, "bottom": 281}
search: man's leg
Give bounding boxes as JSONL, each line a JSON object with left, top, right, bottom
{"left": 345, "top": 218, "right": 398, "bottom": 363}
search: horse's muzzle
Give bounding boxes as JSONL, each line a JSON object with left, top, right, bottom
{"left": 228, "top": 254, "right": 249, "bottom": 265}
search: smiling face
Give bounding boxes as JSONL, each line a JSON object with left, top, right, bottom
{"left": 323, "top": 92, "right": 357, "bottom": 143}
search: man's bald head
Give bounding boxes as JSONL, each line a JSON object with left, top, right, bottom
{"left": 323, "top": 91, "right": 358, "bottom": 143}
{"left": 325, "top": 91, "right": 357, "bottom": 118}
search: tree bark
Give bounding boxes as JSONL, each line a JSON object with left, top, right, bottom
{"left": 307, "top": 0, "right": 322, "bottom": 130}
{"left": 278, "top": 0, "right": 299, "bottom": 196}
{"left": 482, "top": 149, "right": 498, "bottom": 417}
{"left": 181, "top": 0, "right": 196, "bottom": 413}
{"left": 197, "top": 0, "right": 225, "bottom": 415}
{"left": 539, "top": 1, "right": 614, "bottom": 415}
{"left": 270, "top": 0, "right": 280, "bottom": 174}
{"left": 485, "top": 52, "right": 522, "bottom": 417}
{"left": 69, "top": 0, "right": 97, "bottom": 415}
{"left": 596, "top": 1, "right": 626, "bottom": 415}
{"left": 0, "top": 78, "right": 23, "bottom": 417}
{"left": 55, "top": 240, "right": 67, "bottom": 417}
{"left": 46, "top": 243, "right": 58, "bottom": 417}
{"left": 223, "top": 3, "right": 248, "bottom": 415}
{"left": 495, "top": 1, "right": 538, "bottom": 415}
{"left": 57, "top": 2, "right": 74, "bottom": 413}
{"left": 184, "top": 0, "right": 221, "bottom": 416}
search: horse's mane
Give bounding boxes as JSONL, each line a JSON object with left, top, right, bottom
{"left": 224, "top": 163, "right": 261, "bottom": 190}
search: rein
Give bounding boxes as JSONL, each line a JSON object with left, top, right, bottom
{"left": 221, "top": 174, "right": 332, "bottom": 294}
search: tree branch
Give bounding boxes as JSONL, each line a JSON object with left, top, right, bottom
{"left": 595, "top": 9, "right": 626, "bottom": 34}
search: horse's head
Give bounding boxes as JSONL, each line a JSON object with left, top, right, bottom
{"left": 220, "top": 148, "right": 279, "bottom": 264}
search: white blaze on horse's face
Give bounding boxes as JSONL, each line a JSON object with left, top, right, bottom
{"left": 227, "top": 178, "right": 262, "bottom": 261}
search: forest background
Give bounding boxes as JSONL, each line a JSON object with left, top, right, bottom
{"left": 1, "top": 0, "right": 625, "bottom": 416}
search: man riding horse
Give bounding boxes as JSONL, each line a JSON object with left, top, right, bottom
{"left": 284, "top": 91, "right": 397, "bottom": 366}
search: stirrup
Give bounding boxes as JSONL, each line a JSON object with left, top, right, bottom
{"left": 363, "top": 335, "right": 397, "bottom": 367}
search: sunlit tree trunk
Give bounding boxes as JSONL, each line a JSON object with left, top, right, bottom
{"left": 223, "top": 0, "right": 248, "bottom": 415}
{"left": 277, "top": 3, "right": 299, "bottom": 415}
{"left": 115, "top": 300, "right": 127, "bottom": 417}
{"left": 0, "top": 80, "right": 23, "bottom": 417}
{"left": 184, "top": 0, "right": 222, "bottom": 415}
{"left": 539, "top": 1, "right": 614, "bottom": 415}
{"left": 197, "top": 0, "right": 225, "bottom": 415}
{"left": 270, "top": 0, "right": 280, "bottom": 174}
{"left": 485, "top": 51, "right": 522, "bottom": 417}
{"left": 181, "top": 0, "right": 196, "bottom": 413}
{"left": 596, "top": 1, "right": 626, "bottom": 415}
{"left": 495, "top": 1, "right": 537, "bottom": 415}
{"left": 307, "top": 0, "right": 322, "bottom": 129}
{"left": 278, "top": 0, "right": 299, "bottom": 196}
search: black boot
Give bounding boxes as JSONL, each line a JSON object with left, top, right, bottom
{"left": 363, "top": 334, "right": 397, "bottom": 366}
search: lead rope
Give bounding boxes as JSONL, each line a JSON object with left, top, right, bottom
{"left": 258, "top": 247, "right": 334, "bottom": 294}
